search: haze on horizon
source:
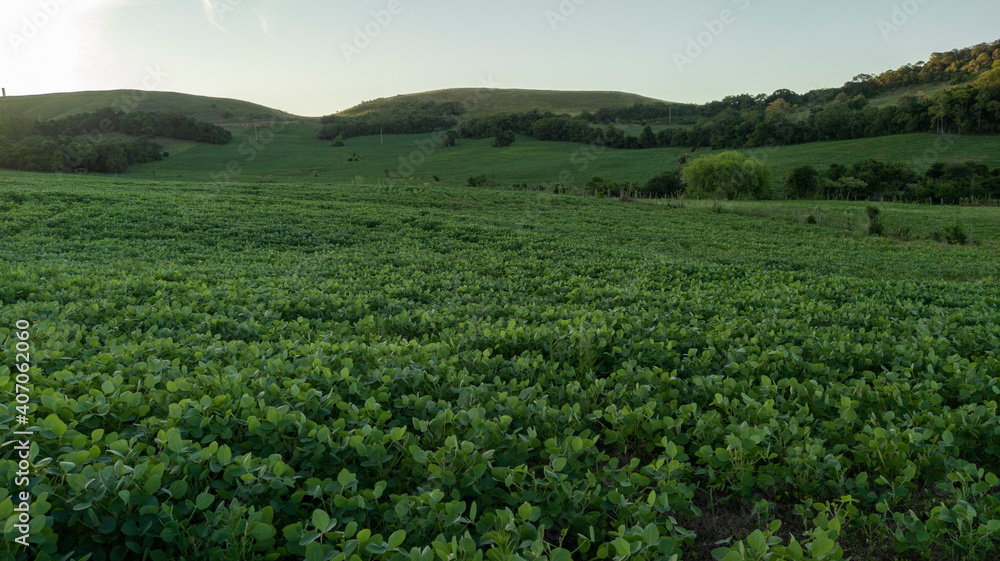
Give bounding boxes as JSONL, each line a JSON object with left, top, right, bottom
{"left": 1, "top": 0, "right": 998, "bottom": 117}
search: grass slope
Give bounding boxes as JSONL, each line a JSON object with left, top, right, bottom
{"left": 336, "top": 88, "right": 669, "bottom": 119}
{"left": 124, "top": 120, "right": 1000, "bottom": 194}
{"left": 0, "top": 90, "right": 303, "bottom": 124}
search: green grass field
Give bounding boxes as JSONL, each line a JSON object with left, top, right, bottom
{"left": 2, "top": 172, "right": 999, "bottom": 560}
{"left": 123, "top": 120, "right": 1000, "bottom": 196}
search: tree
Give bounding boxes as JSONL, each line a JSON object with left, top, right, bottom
{"left": 643, "top": 169, "right": 682, "bottom": 195}
{"left": 493, "top": 130, "right": 515, "bottom": 147}
{"left": 682, "top": 152, "right": 771, "bottom": 200}
{"left": 784, "top": 165, "right": 820, "bottom": 199}
{"left": 0, "top": 112, "right": 34, "bottom": 144}
{"left": 638, "top": 125, "right": 657, "bottom": 148}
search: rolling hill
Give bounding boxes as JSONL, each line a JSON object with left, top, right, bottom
{"left": 334, "top": 88, "right": 670, "bottom": 120}
{"left": 0, "top": 90, "right": 302, "bottom": 124}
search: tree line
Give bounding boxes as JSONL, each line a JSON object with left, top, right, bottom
{"left": 489, "top": 153, "right": 1000, "bottom": 206}
{"left": 785, "top": 160, "right": 1000, "bottom": 204}
{"left": 842, "top": 40, "right": 1000, "bottom": 98}
{"left": 0, "top": 107, "right": 231, "bottom": 173}
{"left": 313, "top": 41, "right": 1000, "bottom": 152}
{"left": 316, "top": 101, "right": 463, "bottom": 140}
{"left": 0, "top": 135, "right": 165, "bottom": 173}
{"left": 36, "top": 107, "right": 232, "bottom": 145}
{"left": 456, "top": 73, "right": 999, "bottom": 151}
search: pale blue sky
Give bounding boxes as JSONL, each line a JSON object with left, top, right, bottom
{"left": 2, "top": 0, "right": 998, "bottom": 116}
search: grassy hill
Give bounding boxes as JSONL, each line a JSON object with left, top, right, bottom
{"left": 124, "top": 120, "right": 1000, "bottom": 195}
{"left": 335, "top": 88, "right": 669, "bottom": 119}
{"left": 0, "top": 90, "right": 303, "bottom": 124}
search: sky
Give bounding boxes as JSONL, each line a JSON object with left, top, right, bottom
{"left": 1, "top": 0, "right": 999, "bottom": 117}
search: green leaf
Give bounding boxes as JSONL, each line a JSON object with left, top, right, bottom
{"left": 337, "top": 468, "right": 354, "bottom": 487}
{"left": 614, "top": 537, "right": 630, "bottom": 557}
{"left": 299, "top": 530, "right": 321, "bottom": 546}
{"left": 518, "top": 502, "right": 533, "bottom": 521}
{"left": 810, "top": 537, "right": 835, "bottom": 557}
{"left": 166, "top": 428, "right": 182, "bottom": 453}
{"left": 410, "top": 447, "right": 428, "bottom": 465}
{"left": 553, "top": 457, "right": 567, "bottom": 471}
{"left": 101, "top": 380, "right": 115, "bottom": 394}
{"left": 47, "top": 414, "right": 67, "bottom": 438}
{"left": 642, "top": 522, "right": 659, "bottom": 545}
{"left": 387, "top": 529, "right": 406, "bottom": 549}
{"left": 196, "top": 492, "right": 214, "bottom": 510}
{"left": 747, "top": 529, "right": 766, "bottom": 552}
{"left": 551, "top": 548, "right": 573, "bottom": 561}
{"left": 787, "top": 537, "right": 804, "bottom": 560}
{"left": 305, "top": 542, "right": 324, "bottom": 561}
{"left": 312, "top": 509, "right": 330, "bottom": 532}
{"left": 98, "top": 516, "right": 117, "bottom": 534}
{"left": 942, "top": 429, "right": 955, "bottom": 445}
{"left": 217, "top": 444, "right": 232, "bottom": 464}
{"left": 664, "top": 441, "right": 678, "bottom": 458}
{"left": 249, "top": 522, "right": 275, "bottom": 541}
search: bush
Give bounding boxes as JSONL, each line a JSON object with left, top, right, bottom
{"left": 682, "top": 152, "right": 771, "bottom": 200}
{"left": 492, "top": 130, "right": 515, "bottom": 148}
{"left": 866, "top": 206, "right": 884, "bottom": 236}
{"left": 944, "top": 221, "right": 969, "bottom": 245}
{"left": 785, "top": 165, "right": 820, "bottom": 199}
{"left": 468, "top": 175, "right": 490, "bottom": 187}
{"left": 331, "top": 135, "right": 346, "bottom": 147}
{"left": 644, "top": 169, "right": 682, "bottom": 196}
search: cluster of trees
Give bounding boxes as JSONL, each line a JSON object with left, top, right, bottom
{"left": 453, "top": 80, "right": 999, "bottom": 151}
{"left": 624, "top": 78, "right": 999, "bottom": 150}
{"left": 682, "top": 152, "right": 771, "bottom": 200}
{"left": 36, "top": 107, "right": 232, "bottom": 144}
{"left": 785, "top": 160, "right": 1000, "bottom": 204}
{"left": 0, "top": 106, "right": 234, "bottom": 173}
{"left": 843, "top": 41, "right": 1000, "bottom": 97}
{"left": 317, "top": 101, "right": 463, "bottom": 140}
{"left": 459, "top": 111, "right": 663, "bottom": 149}
{"left": 0, "top": 135, "right": 164, "bottom": 173}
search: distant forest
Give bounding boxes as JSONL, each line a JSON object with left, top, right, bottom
{"left": 317, "top": 41, "right": 1000, "bottom": 150}
{"left": 0, "top": 108, "right": 232, "bottom": 173}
